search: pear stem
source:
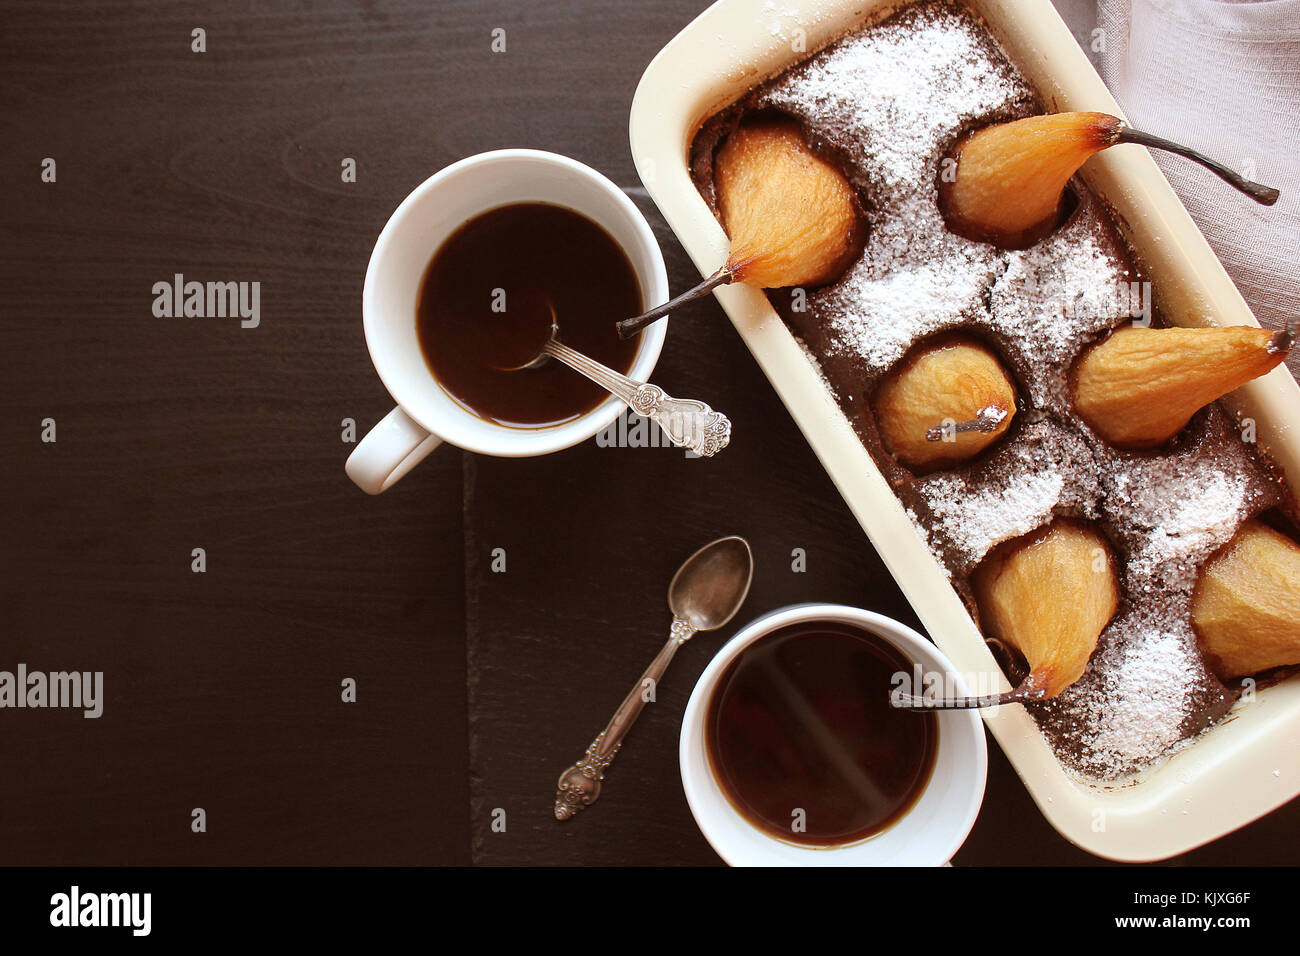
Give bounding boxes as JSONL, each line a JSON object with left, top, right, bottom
{"left": 893, "top": 681, "right": 1044, "bottom": 711}
{"left": 924, "top": 405, "right": 1009, "bottom": 442}
{"left": 1115, "top": 126, "right": 1280, "bottom": 205}
{"left": 1268, "top": 319, "right": 1296, "bottom": 356}
{"left": 616, "top": 265, "right": 734, "bottom": 340}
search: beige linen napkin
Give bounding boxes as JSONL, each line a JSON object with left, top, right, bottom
{"left": 1084, "top": 0, "right": 1300, "bottom": 374}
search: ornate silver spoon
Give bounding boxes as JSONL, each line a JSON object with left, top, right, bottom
{"left": 554, "top": 535, "right": 754, "bottom": 820}
{"left": 500, "top": 305, "right": 731, "bottom": 458}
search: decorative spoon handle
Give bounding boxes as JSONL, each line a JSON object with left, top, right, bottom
{"left": 542, "top": 339, "right": 731, "bottom": 457}
{"left": 555, "top": 618, "right": 697, "bottom": 820}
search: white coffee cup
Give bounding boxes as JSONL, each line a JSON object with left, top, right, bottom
{"left": 346, "top": 150, "right": 669, "bottom": 494}
{"left": 680, "top": 603, "right": 987, "bottom": 866}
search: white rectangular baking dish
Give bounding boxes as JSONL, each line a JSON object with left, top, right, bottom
{"left": 629, "top": 0, "right": 1300, "bottom": 861}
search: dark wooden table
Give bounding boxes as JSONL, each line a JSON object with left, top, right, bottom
{"left": 2, "top": 0, "right": 1295, "bottom": 866}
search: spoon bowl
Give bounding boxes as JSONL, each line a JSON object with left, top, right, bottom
{"left": 492, "top": 295, "right": 559, "bottom": 371}
{"left": 669, "top": 536, "right": 754, "bottom": 631}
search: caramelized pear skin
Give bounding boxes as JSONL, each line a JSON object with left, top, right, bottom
{"left": 874, "top": 334, "right": 1016, "bottom": 471}
{"left": 939, "top": 112, "right": 1121, "bottom": 249}
{"left": 1073, "top": 324, "right": 1290, "bottom": 449}
{"left": 715, "top": 117, "right": 865, "bottom": 288}
{"left": 939, "top": 111, "right": 1280, "bottom": 249}
{"left": 616, "top": 117, "right": 864, "bottom": 338}
{"left": 1192, "top": 519, "right": 1300, "bottom": 680}
{"left": 973, "top": 518, "right": 1120, "bottom": 698}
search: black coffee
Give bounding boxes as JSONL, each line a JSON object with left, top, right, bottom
{"left": 415, "top": 202, "right": 642, "bottom": 427}
{"left": 706, "top": 622, "right": 937, "bottom": 846}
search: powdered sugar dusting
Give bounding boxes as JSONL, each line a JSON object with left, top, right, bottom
{"left": 911, "top": 419, "right": 1100, "bottom": 572}
{"left": 754, "top": 2, "right": 1027, "bottom": 372}
{"left": 821, "top": 255, "right": 995, "bottom": 370}
{"left": 1125, "top": 471, "right": 1251, "bottom": 593}
{"left": 986, "top": 202, "right": 1141, "bottom": 411}
{"left": 1102, "top": 417, "right": 1278, "bottom": 595}
{"left": 756, "top": 4, "right": 1143, "bottom": 385}
{"left": 1042, "top": 610, "right": 1213, "bottom": 779}
{"left": 924, "top": 467, "right": 1063, "bottom": 563}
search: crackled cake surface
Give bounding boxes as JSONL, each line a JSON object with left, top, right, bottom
{"left": 692, "top": 0, "right": 1290, "bottom": 779}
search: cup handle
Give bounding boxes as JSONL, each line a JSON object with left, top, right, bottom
{"left": 345, "top": 407, "right": 444, "bottom": 494}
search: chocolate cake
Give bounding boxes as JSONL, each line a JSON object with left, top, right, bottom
{"left": 690, "top": 0, "right": 1293, "bottom": 780}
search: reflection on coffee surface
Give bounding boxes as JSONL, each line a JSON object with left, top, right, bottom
{"left": 706, "top": 622, "right": 937, "bottom": 846}
{"left": 416, "top": 202, "right": 642, "bottom": 427}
